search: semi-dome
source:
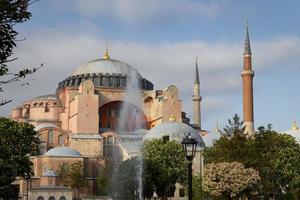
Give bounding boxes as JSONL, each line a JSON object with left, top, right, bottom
{"left": 143, "top": 121, "right": 205, "bottom": 147}
{"left": 73, "top": 58, "right": 142, "bottom": 79}
{"left": 44, "top": 147, "right": 82, "bottom": 157}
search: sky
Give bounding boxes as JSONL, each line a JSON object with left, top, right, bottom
{"left": 1, "top": 0, "right": 300, "bottom": 132}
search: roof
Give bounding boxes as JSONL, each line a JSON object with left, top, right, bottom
{"left": 34, "top": 123, "right": 58, "bottom": 131}
{"left": 71, "top": 133, "right": 102, "bottom": 139}
{"left": 73, "top": 58, "right": 142, "bottom": 78}
{"left": 200, "top": 131, "right": 221, "bottom": 147}
{"left": 143, "top": 121, "right": 205, "bottom": 147}
{"left": 31, "top": 94, "right": 58, "bottom": 101}
{"left": 44, "top": 147, "right": 82, "bottom": 157}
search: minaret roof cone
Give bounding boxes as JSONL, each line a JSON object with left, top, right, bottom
{"left": 244, "top": 22, "right": 252, "bottom": 55}
{"left": 194, "top": 58, "right": 200, "bottom": 84}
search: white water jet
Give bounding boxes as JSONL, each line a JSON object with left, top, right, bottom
{"left": 115, "top": 70, "right": 144, "bottom": 200}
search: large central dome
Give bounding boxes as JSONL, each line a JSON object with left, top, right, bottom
{"left": 73, "top": 58, "right": 142, "bottom": 79}
{"left": 56, "top": 50, "right": 154, "bottom": 91}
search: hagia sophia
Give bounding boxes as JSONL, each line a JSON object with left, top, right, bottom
{"left": 9, "top": 25, "right": 298, "bottom": 199}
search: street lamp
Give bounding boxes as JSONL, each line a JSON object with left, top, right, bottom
{"left": 181, "top": 133, "right": 198, "bottom": 200}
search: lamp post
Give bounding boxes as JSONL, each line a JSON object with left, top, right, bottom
{"left": 181, "top": 133, "right": 198, "bottom": 200}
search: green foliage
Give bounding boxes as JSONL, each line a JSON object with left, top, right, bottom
{"left": 143, "top": 138, "right": 187, "bottom": 199}
{"left": 0, "top": 118, "right": 39, "bottom": 197}
{"left": 289, "top": 176, "right": 300, "bottom": 199}
{"left": 203, "top": 162, "right": 261, "bottom": 199}
{"left": 58, "top": 161, "right": 86, "bottom": 197}
{"left": 204, "top": 114, "right": 300, "bottom": 199}
{"left": 96, "top": 165, "right": 110, "bottom": 196}
{"left": 192, "top": 173, "right": 207, "bottom": 200}
{"left": 112, "top": 157, "right": 140, "bottom": 200}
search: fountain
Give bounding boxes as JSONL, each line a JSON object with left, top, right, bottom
{"left": 110, "top": 69, "right": 145, "bottom": 200}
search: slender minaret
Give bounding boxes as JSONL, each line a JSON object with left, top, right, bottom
{"left": 193, "top": 58, "right": 202, "bottom": 129}
{"left": 241, "top": 23, "right": 254, "bottom": 134}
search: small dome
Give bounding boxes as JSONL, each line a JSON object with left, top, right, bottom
{"left": 43, "top": 169, "right": 57, "bottom": 177}
{"left": 44, "top": 147, "right": 82, "bottom": 157}
{"left": 143, "top": 122, "right": 205, "bottom": 147}
{"left": 73, "top": 58, "right": 142, "bottom": 79}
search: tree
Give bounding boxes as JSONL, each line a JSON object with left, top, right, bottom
{"left": 96, "top": 165, "right": 111, "bottom": 196}
{"left": 142, "top": 138, "right": 187, "bottom": 200}
{"left": 111, "top": 157, "right": 140, "bottom": 200}
{"left": 289, "top": 176, "right": 300, "bottom": 199}
{"left": 0, "top": 0, "right": 41, "bottom": 106}
{"left": 58, "top": 162, "right": 86, "bottom": 198}
{"left": 191, "top": 173, "right": 207, "bottom": 200}
{"left": 204, "top": 115, "right": 300, "bottom": 199}
{"left": 203, "top": 162, "right": 261, "bottom": 199}
{"left": 0, "top": 118, "right": 39, "bottom": 198}
{"left": 252, "top": 127, "right": 300, "bottom": 199}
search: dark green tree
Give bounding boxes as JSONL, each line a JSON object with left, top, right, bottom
{"left": 204, "top": 115, "right": 300, "bottom": 199}
{"left": 143, "top": 138, "right": 187, "bottom": 200}
{"left": 0, "top": 118, "right": 39, "bottom": 198}
{"left": 0, "top": 0, "right": 41, "bottom": 105}
{"left": 289, "top": 176, "right": 300, "bottom": 199}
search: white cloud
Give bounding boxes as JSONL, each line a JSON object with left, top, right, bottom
{"left": 75, "top": 0, "right": 225, "bottom": 24}
{"left": 1, "top": 27, "right": 300, "bottom": 124}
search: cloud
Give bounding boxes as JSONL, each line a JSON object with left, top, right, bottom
{"left": 74, "top": 0, "right": 225, "bottom": 24}
{"left": 1, "top": 26, "right": 300, "bottom": 124}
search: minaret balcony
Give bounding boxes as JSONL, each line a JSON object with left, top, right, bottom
{"left": 241, "top": 70, "right": 254, "bottom": 77}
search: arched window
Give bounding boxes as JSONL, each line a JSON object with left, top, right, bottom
{"left": 48, "top": 197, "right": 55, "bottom": 200}
{"left": 58, "top": 135, "right": 64, "bottom": 145}
{"left": 48, "top": 130, "right": 53, "bottom": 144}
{"left": 59, "top": 197, "right": 66, "bottom": 200}
{"left": 37, "top": 196, "right": 44, "bottom": 200}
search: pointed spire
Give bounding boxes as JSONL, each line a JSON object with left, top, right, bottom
{"left": 244, "top": 20, "right": 252, "bottom": 55}
{"left": 194, "top": 57, "right": 200, "bottom": 84}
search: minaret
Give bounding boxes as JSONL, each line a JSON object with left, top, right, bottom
{"left": 241, "top": 23, "right": 254, "bottom": 134}
{"left": 193, "top": 58, "right": 202, "bottom": 129}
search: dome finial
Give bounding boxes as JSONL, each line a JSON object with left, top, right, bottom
{"left": 103, "top": 43, "right": 110, "bottom": 60}
{"left": 169, "top": 114, "right": 176, "bottom": 122}
{"left": 292, "top": 121, "right": 299, "bottom": 131}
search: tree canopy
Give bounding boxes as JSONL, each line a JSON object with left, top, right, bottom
{"left": 204, "top": 114, "right": 300, "bottom": 199}
{"left": 0, "top": 118, "right": 39, "bottom": 198}
{"left": 142, "top": 138, "right": 187, "bottom": 200}
{"left": 57, "top": 161, "right": 86, "bottom": 198}
{"left": 203, "top": 162, "right": 261, "bottom": 199}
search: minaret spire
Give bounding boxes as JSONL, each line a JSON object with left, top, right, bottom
{"left": 195, "top": 57, "right": 200, "bottom": 84}
{"left": 193, "top": 58, "right": 202, "bottom": 129}
{"left": 241, "top": 22, "right": 254, "bottom": 134}
{"left": 244, "top": 21, "right": 252, "bottom": 55}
